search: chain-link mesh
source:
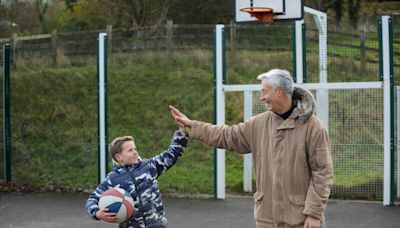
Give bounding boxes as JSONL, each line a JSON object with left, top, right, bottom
{"left": 251, "top": 87, "right": 384, "bottom": 200}
{"left": 319, "top": 88, "right": 384, "bottom": 200}
{"left": 0, "top": 18, "right": 399, "bottom": 200}
{"left": 305, "top": 16, "right": 381, "bottom": 83}
{"left": 107, "top": 25, "right": 215, "bottom": 195}
{"left": 0, "top": 26, "right": 216, "bottom": 195}
{"left": 5, "top": 34, "right": 99, "bottom": 189}
{"left": 225, "top": 22, "right": 294, "bottom": 85}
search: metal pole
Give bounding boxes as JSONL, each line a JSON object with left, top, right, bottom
{"left": 97, "top": 33, "right": 108, "bottom": 183}
{"left": 3, "top": 44, "right": 11, "bottom": 183}
{"left": 243, "top": 91, "right": 252, "bottom": 192}
{"left": 293, "top": 20, "right": 305, "bottom": 84}
{"left": 396, "top": 86, "right": 400, "bottom": 199}
{"left": 305, "top": 7, "right": 329, "bottom": 132}
{"left": 214, "top": 24, "right": 226, "bottom": 199}
{"left": 380, "top": 16, "right": 394, "bottom": 206}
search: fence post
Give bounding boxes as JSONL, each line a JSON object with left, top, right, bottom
{"left": 106, "top": 25, "right": 112, "bottom": 57}
{"left": 229, "top": 20, "right": 235, "bottom": 53}
{"left": 293, "top": 20, "right": 306, "bottom": 83}
{"left": 379, "top": 15, "right": 394, "bottom": 206}
{"left": 397, "top": 86, "right": 400, "bottom": 200}
{"left": 97, "top": 33, "right": 108, "bottom": 183}
{"left": 51, "top": 29, "right": 58, "bottom": 67}
{"left": 166, "top": 20, "right": 173, "bottom": 52}
{"left": 12, "top": 33, "right": 17, "bottom": 70}
{"left": 214, "top": 24, "right": 226, "bottom": 199}
{"left": 3, "top": 44, "right": 11, "bottom": 183}
{"left": 243, "top": 91, "right": 253, "bottom": 192}
{"left": 360, "top": 27, "right": 366, "bottom": 73}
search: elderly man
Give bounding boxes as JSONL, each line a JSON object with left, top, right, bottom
{"left": 170, "top": 69, "right": 333, "bottom": 228}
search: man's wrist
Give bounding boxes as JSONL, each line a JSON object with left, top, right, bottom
{"left": 306, "top": 215, "right": 319, "bottom": 220}
{"left": 303, "top": 207, "right": 323, "bottom": 221}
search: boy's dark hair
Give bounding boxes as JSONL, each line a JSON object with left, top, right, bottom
{"left": 109, "top": 136, "right": 134, "bottom": 160}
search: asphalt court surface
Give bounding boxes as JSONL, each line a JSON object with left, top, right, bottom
{"left": 1, "top": 192, "right": 399, "bottom": 228}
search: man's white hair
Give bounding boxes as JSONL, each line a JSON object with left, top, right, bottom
{"left": 257, "top": 69, "right": 294, "bottom": 97}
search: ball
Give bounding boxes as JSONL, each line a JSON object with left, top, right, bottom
{"left": 98, "top": 187, "right": 135, "bottom": 223}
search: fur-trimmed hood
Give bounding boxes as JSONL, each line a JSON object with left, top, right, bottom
{"left": 292, "top": 85, "right": 316, "bottom": 123}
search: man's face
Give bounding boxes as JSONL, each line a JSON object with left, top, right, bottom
{"left": 116, "top": 140, "right": 139, "bottom": 166}
{"left": 260, "top": 79, "right": 284, "bottom": 113}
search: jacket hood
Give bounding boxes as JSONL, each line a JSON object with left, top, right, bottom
{"left": 292, "top": 85, "right": 316, "bottom": 123}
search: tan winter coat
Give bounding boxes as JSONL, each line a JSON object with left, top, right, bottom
{"left": 191, "top": 86, "right": 333, "bottom": 228}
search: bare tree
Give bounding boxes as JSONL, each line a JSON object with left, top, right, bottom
{"left": 35, "top": 0, "right": 48, "bottom": 33}
{"left": 348, "top": 0, "right": 362, "bottom": 29}
{"left": 333, "top": 0, "right": 344, "bottom": 25}
{"left": 65, "top": 0, "right": 77, "bottom": 11}
{"left": 168, "top": 0, "right": 233, "bottom": 24}
{"left": 108, "top": 0, "right": 171, "bottom": 29}
{"left": 305, "top": 0, "right": 337, "bottom": 12}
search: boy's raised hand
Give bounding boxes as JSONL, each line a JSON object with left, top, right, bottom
{"left": 95, "top": 208, "right": 118, "bottom": 223}
{"left": 169, "top": 105, "right": 193, "bottom": 129}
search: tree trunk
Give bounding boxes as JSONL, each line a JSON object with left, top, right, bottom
{"left": 35, "top": 0, "right": 48, "bottom": 33}
{"left": 306, "top": 0, "right": 337, "bottom": 12}
{"left": 348, "top": 0, "right": 362, "bottom": 30}
{"left": 333, "top": 0, "right": 343, "bottom": 26}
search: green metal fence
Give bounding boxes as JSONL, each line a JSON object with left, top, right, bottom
{"left": 393, "top": 15, "right": 400, "bottom": 200}
{"left": 0, "top": 20, "right": 399, "bottom": 200}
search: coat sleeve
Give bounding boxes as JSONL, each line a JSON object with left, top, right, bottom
{"left": 303, "top": 122, "right": 334, "bottom": 221}
{"left": 190, "top": 120, "right": 253, "bottom": 154}
{"left": 85, "top": 176, "right": 112, "bottom": 220}
{"left": 150, "top": 131, "right": 189, "bottom": 178}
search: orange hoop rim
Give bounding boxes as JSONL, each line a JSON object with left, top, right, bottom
{"left": 240, "top": 6, "right": 273, "bottom": 13}
{"left": 239, "top": 7, "right": 274, "bottom": 24}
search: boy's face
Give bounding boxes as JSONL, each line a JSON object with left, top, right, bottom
{"left": 115, "top": 140, "right": 139, "bottom": 166}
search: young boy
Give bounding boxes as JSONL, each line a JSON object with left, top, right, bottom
{"left": 85, "top": 125, "right": 188, "bottom": 228}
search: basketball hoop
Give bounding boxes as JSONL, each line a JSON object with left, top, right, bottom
{"left": 240, "top": 7, "right": 274, "bottom": 24}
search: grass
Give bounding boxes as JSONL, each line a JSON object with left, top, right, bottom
{"left": 332, "top": 145, "right": 383, "bottom": 187}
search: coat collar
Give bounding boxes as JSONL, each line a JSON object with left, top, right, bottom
{"left": 112, "top": 157, "right": 142, "bottom": 173}
{"left": 275, "top": 85, "right": 316, "bottom": 129}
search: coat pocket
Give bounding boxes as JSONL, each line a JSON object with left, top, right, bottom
{"left": 287, "top": 195, "right": 306, "bottom": 226}
{"left": 253, "top": 192, "right": 264, "bottom": 220}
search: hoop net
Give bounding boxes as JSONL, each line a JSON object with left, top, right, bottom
{"left": 240, "top": 7, "right": 274, "bottom": 24}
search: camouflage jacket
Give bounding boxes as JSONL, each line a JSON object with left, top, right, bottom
{"left": 85, "top": 131, "right": 188, "bottom": 228}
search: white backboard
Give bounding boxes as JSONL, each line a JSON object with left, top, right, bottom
{"left": 235, "top": 0, "right": 304, "bottom": 23}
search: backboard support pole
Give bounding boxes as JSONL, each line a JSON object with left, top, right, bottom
{"left": 304, "top": 7, "right": 329, "bottom": 131}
